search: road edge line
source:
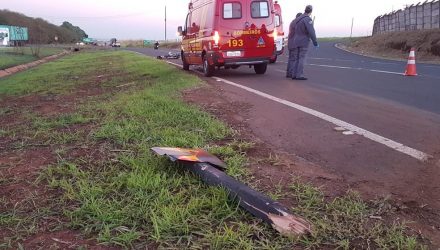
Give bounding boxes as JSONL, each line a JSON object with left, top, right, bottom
{"left": 213, "top": 76, "right": 431, "bottom": 162}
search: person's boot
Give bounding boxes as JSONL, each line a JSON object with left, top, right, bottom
{"left": 295, "top": 77, "right": 308, "bottom": 80}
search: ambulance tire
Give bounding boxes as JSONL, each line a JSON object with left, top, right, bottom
{"left": 203, "top": 56, "right": 215, "bottom": 77}
{"left": 254, "top": 63, "right": 267, "bottom": 74}
{"left": 182, "top": 54, "right": 190, "bottom": 71}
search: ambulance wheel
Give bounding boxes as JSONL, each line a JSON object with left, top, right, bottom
{"left": 182, "top": 54, "right": 190, "bottom": 71}
{"left": 231, "top": 65, "right": 240, "bottom": 69}
{"left": 254, "top": 63, "right": 267, "bottom": 74}
{"left": 203, "top": 56, "right": 214, "bottom": 77}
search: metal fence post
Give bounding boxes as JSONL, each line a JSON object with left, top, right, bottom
{"left": 373, "top": 0, "right": 440, "bottom": 35}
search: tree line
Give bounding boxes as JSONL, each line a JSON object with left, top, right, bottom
{"left": 0, "top": 9, "right": 88, "bottom": 44}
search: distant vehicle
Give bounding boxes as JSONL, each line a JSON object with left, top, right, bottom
{"left": 272, "top": 1, "right": 284, "bottom": 63}
{"left": 154, "top": 41, "right": 160, "bottom": 50}
{"left": 110, "top": 38, "right": 120, "bottom": 47}
{"left": 178, "top": 0, "right": 278, "bottom": 76}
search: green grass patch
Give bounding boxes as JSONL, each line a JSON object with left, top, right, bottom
{"left": 32, "top": 113, "right": 91, "bottom": 129}
{"left": 0, "top": 47, "right": 63, "bottom": 70}
{"left": 40, "top": 52, "right": 288, "bottom": 248}
{"left": 0, "top": 50, "right": 148, "bottom": 98}
{"left": 0, "top": 50, "right": 424, "bottom": 248}
{"left": 290, "top": 180, "right": 423, "bottom": 249}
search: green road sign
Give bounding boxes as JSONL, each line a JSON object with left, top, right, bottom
{"left": 143, "top": 40, "right": 154, "bottom": 46}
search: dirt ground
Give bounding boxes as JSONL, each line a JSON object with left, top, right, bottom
{"left": 0, "top": 76, "right": 120, "bottom": 249}
{"left": 345, "top": 30, "right": 440, "bottom": 64}
{"left": 182, "top": 80, "right": 440, "bottom": 248}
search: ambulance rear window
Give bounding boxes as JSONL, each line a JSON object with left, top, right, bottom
{"left": 223, "top": 2, "right": 242, "bottom": 19}
{"left": 251, "top": 1, "right": 269, "bottom": 18}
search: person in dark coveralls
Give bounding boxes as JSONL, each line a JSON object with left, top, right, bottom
{"left": 286, "top": 12, "right": 303, "bottom": 78}
{"left": 287, "top": 5, "right": 318, "bottom": 80}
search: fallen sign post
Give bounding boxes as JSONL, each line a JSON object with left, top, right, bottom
{"left": 151, "top": 147, "right": 312, "bottom": 237}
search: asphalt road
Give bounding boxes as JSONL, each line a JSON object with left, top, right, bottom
{"left": 127, "top": 43, "right": 440, "bottom": 211}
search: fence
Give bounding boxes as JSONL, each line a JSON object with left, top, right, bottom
{"left": 373, "top": 0, "right": 440, "bottom": 35}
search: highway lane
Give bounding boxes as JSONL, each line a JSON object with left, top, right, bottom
{"left": 127, "top": 45, "right": 440, "bottom": 209}
{"left": 307, "top": 42, "right": 440, "bottom": 79}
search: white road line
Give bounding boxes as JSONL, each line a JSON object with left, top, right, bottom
{"left": 167, "top": 61, "right": 183, "bottom": 68}
{"left": 372, "top": 61, "right": 398, "bottom": 65}
{"left": 132, "top": 51, "right": 148, "bottom": 57}
{"left": 309, "top": 57, "right": 333, "bottom": 60}
{"left": 335, "top": 59, "right": 355, "bottom": 62}
{"left": 212, "top": 76, "right": 431, "bottom": 162}
{"left": 162, "top": 55, "right": 431, "bottom": 161}
{"left": 139, "top": 54, "right": 432, "bottom": 162}
{"left": 308, "top": 63, "right": 352, "bottom": 69}
{"left": 308, "top": 63, "right": 404, "bottom": 75}
{"left": 370, "top": 69, "right": 403, "bottom": 75}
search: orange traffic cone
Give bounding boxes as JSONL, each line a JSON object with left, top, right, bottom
{"left": 404, "top": 48, "right": 417, "bottom": 76}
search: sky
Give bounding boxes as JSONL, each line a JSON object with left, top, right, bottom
{"left": 1, "top": 0, "right": 425, "bottom": 40}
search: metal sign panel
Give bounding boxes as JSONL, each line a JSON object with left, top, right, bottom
{"left": 144, "top": 40, "right": 154, "bottom": 46}
{"left": 9, "top": 26, "right": 28, "bottom": 41}
{"left": 0, "top": 27, "right": 10, "bottom": 46}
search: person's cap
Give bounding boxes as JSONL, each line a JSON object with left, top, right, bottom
{"left": 305, "top": 5, "right": 313, "bottom": 14}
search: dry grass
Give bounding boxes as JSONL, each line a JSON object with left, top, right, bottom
{"left": 345, "top": 30, "right": 440, "bottom": 63}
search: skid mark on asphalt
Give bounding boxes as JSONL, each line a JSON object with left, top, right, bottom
{"left": 211, "top": 76, "right": 431, "bottom": 162}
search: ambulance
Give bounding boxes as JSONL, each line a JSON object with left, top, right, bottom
{"left": 272, "top": 1, "right": 284, "bottom": 63}
{"left": 178, "top": 0, "right": 278, "bottom": 76}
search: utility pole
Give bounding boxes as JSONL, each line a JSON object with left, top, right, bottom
{"left": 350, "top": 17, "right": 354, "bottom": 38}
{"left": 165, "top": 5, "right": 167, "bottom": 42}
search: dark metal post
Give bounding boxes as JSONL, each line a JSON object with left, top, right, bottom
{"left": 165, "top": 5, "right": 167, "bottom": 42}
{"left": 150, "top": 147, "right": 311, "bottom": 237}
{"left": 350, "top": 17, "right": 354, "bottom": 38}
{"left": 184, "top": 162, "right": 312, "bottom": 237}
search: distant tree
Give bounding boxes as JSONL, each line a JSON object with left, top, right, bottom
{"left": 61, "top": 21, "right": 88, "bottom": 40}
{"left": 0, "top": 9, "right": 88, "bottom": 44}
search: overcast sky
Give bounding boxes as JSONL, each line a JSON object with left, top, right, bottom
{"left": 1, "top": 0, "right": 424, "bottom": 40}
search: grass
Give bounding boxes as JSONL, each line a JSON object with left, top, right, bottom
{"left": 0, "top": 47, "right": 64, "bottom": 70}
{"left": 0, "top": 50, "right": 426, "bottom": 248}
{"left": 289, "top": 180, "right": 422, "bottom": 249}
{"left": 120, "top": 39, "right": 180, "bottom": 49}
{"left": 0, "top": 50, "right": 148, "bottom": 98}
